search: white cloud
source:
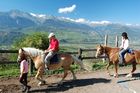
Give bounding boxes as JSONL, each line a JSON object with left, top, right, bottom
{"left": 58, "top": 4, "right": 76, "bottom": 14}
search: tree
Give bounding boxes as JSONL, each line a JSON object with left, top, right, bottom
{"left": 13, "top": 32, "right": 49, "bottom": 50}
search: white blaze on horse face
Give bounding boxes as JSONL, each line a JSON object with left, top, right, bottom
{"left": 95, "top": 48, "right": 100, "bottom": 58}
{"left": 17, "top": 49, "right": 22, "bottom": 62}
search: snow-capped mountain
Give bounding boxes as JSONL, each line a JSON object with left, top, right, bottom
{"left": 0, "top": 9, "right": 140, "bottom": 45}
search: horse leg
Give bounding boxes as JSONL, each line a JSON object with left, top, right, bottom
{"left": 114, "top": 62, "right": 118, "bottom": 78}
{"left": 35, "top": 67, "right": 46, "bottom": 86}
{"left": 126, "top": 62, "right": 136, "bottom": 78}
{"left": 106, "top": 62, "right": 111, "bottom": 76}
{"left": 59, "top": 69, "right": 68, "bottom": 84}
{"left": 70, "top": 68, "right": 76, "bottom": 80}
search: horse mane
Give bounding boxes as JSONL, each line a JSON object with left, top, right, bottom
{"left": 22, "top": 47, "right": 44, "bottom": 57}
{"left": 103, "top": 46, "right": 119, "bottom": 51}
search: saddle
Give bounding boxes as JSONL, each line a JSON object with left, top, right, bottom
{"left": 49, "top": 54, "right": 60, "bottom": 64}
{"left": 127, "top": 48, "right": 134, "bottom": 54}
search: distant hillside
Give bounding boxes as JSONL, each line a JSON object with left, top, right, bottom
{"left": 0, "top": 31, "right": 25, "bottom": 45}
{"left": 0, "top": 10, "right": 140, "bottom": 46}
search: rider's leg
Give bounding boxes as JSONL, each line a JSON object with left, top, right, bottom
{"left": 45, "top": 51, "right": 56, "bottom": 67}
{"left": 119, "top": 49, "right": 126, "bottom": 65}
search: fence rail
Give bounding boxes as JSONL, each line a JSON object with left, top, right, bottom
{"left": 0, "top": 34, "right": 115, "bottom": 74}
{"left": 0, "top": 50, "right": 18, "bottom": 65}
{"left": 0, "top": 49, "right": 102, "bottom": 74}
{"left": 0, "top": 48, "right": 104, "bottom": 65}
{"left": 0, "top": 61, "right": 17, "bottom": 64}
{"left": 0, "top": 50, "right": 18, "bottom": 53}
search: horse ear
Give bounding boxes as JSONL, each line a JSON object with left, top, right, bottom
{"left": 21, "top": 48, "right": 24, "bottom": 52}
{"left": 99, "top": 44, "right": 102, "bottom": 47}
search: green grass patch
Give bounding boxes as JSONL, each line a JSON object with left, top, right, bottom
{"left": 92, "top": 61, "right": 108, "bottom": 71}
{"left": 0, "top": 64, "right": 20, "bottom": 77}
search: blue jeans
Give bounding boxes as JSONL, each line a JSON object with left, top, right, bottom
{"left": 45, "top": 51, "right": 56, "bottom": 65}
{"left": 119, "top": 48, "right": 129, "bottom": 63}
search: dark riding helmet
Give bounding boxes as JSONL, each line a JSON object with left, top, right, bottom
{"left": 121, "top": 32, "right": 127, "bottom": 37}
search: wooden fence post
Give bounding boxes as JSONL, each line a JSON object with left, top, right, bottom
{"left": 115, "top": 35, "right": 119, "bottom": 47}
{"left": 78, "top": 48, "right": 82, "bottom": 60}
{"left": 103, "top": 34, "right": 108, "bottom": 62}
{"left": 104, "top": 34, "right": 108, "bottom": 46}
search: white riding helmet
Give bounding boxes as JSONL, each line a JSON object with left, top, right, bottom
{"left": 48, "top": 33, "right": 55, "bottom": 38}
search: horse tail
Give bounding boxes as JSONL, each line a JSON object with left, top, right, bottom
{"left": 71, "top": 55, "right": 85, "bottom": 70}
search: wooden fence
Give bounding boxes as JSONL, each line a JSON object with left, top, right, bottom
{"left": 0, "top": 50, "right": 18, "bottom": 64}
{"left": 0, "top": 48, "right": 108, "bottom": 64}
{"left": 0, "top": 48, "right": 108, "bottom": 74}
{"left": 0, "top": 35, "right": 119, "bottom": 74}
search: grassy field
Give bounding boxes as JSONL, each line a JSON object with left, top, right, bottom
{"left": 0, "top": 64, "right": 19, "bottom": 77}
{"left": 1, "top": 42, "right": 139, "bottom": 78}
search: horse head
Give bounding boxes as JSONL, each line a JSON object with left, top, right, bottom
{"left": 17, "top": 47, "right": 44, "bottom": 63}
{"left": 17, "top": 48, "right": 26, "bottom": 63}
{"left": 95, "top": 44, "right": 105, "bottom": 58}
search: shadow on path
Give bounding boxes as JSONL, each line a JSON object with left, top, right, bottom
{"left": 29, "top": 78, "right": 111, "bottom": 93}
{"left": 117, "top": 73, "right": 140, "bottom": 83}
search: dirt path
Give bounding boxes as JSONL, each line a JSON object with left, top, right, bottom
{"left": 1, "top": 67, "right": 140, "bottom": 93}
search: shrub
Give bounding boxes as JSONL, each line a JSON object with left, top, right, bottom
{"left": 13, "top": 32, "right": 49, "bottom": 50}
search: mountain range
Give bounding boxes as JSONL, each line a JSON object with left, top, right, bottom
{"left": 0, "top": 9, "right": 140, "bottom": 46}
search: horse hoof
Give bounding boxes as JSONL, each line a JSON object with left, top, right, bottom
{"left": 113, "top": 74, "right": 118, "bottom": 78}
{"left": 38, "top": 81, "right": 46, "bottom": 86}
{"left": 107, "top": 72, "right": 111, "bottom": 76}
{"left": 58, "top": 81, "right": 63, "bottom": 85}
{"left": 43, "top": 81, "right": 46, "bottom": 84}
{"left": 126, "top": 74, "right": 132, "bottom": 78}
{"left": 38, "top": 83, "right": 42, "bottom": 86}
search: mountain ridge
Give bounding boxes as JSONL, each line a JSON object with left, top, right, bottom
{"left": 0, "top": 10, "right": 140, "bottom": 46}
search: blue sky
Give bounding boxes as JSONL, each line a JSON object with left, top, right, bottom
{"left": 0, "top": 0, "right": 140, "bottom": 24}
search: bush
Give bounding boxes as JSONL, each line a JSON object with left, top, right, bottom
{"left": 13, "top": 32, "right": 49, "bottom": 50}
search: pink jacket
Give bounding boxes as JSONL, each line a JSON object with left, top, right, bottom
{"left": 20, "top": 60, "right": 29, "bottom": 73}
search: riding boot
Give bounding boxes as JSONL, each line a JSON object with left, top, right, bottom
{"left": 45, "top": 63, "right": 50, "bottom": 70}
{"left": 122, "top": 59, "right": 126, "bottom": 66}
{"left": 119, "top": 59, "right": 126, "bottom": 66}
{"left": 45, "top": 64, "right": 48, "bottom": 70}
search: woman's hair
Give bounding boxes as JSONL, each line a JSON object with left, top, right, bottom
{"left": 122, "top": 32, "right": 128, "bottom": 39}
{"left": 21, "top": 53, "right": 27, "bottom": 61}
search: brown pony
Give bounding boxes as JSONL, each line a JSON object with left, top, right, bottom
{"left": 17, "top": 47, "right": 86, "bottom": 86}
{"left": 95, "top": 45, "right": 140, "bottom": 78}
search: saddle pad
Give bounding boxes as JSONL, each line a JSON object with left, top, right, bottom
{"left": 50, "top": 54, "right": 59, "bottom": 64}
{"left": 127, "top": 48, "right": 134, "bottom": 54}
